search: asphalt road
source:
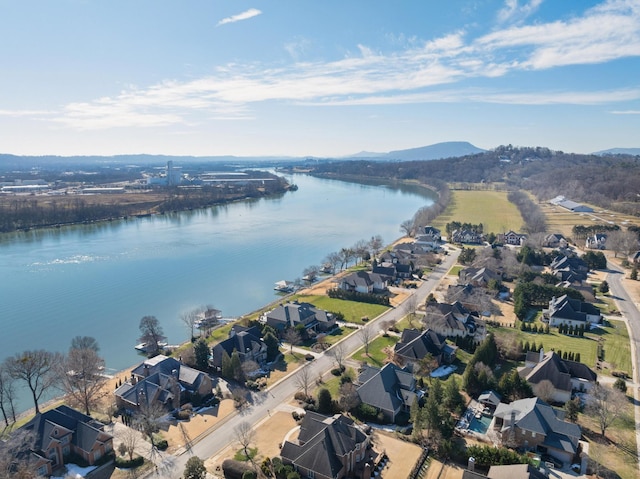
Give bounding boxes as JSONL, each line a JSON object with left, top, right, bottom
{"left": 146, "top": 247, "right": 461, "bottom": 478}
{"left": 605, "top": 261, "right": 640, "bottom": 474}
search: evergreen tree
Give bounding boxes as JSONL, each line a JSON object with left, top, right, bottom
{"left": 230, "top": 350, "right": 243, "bottom": 381}
{"left": 443, "top": 377, "right": 464, "bottom": 414}
{"left": 430, "top": 379, "right": 444, "bottom": 404}
{"left": 631, "top": 267, "right": 638, "bottom": 281}
{"left": 263, "top": 332, "right": 280, "bottom": 362}
{"left": 598, "top": 281, "right": 609, "bottom": 294}
{"left": 565, "top": 397, "right": 581, "bottom": 423}
{"left": 221, "top": 351, "right": 232, "bottom": 379}
{"left": 193, "top": 338, "right": 210, "bottom": 371}
{"left": 317, "top": 388, "right": 333, "bottom": 414}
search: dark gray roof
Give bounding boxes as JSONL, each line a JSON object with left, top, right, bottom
{"left": 212, "top": 325, "right": 265, "bottom": 366}
{"left": 281, "top": 412, "right": 368, "bottom": 478}
{"left": 548, "top": 294, "right": 600, "bottom": 323}
{"left": 488, "top": 464, "right": 547, "bottom": 479}
{"left": 266, "top": 302, "right": 332, "bottom": 329}
{"left": 23, "top": 405, "right": 111, "bottom": 456}
{"left": 131, "top": 354, "right": 206, "bottom": 390}
{"left": 115, "top": 371, "right": 177, "bottom": 409}
{"left": 356, "top": 363, "right": 415, "bottom": 415}
{"left": 394, "top": 328, "right": 445, "bottom": 362}
{"left": 341, "top": 271, "right": 390, "bottom": 289}
{"left": 424, "top": 301, "right": 475, "bottom": 333}
{"left": 494, "top": 397, "right": 581, "bottom": 454}
{"left": 520, "top": 351, "right": 596, "bottom": 392}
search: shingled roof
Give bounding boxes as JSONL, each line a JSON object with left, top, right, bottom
{"left": 281, "top": 412, "right": 369, "bottom": 479}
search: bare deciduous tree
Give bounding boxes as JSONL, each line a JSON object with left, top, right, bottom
{"left": 339, "top": 382, "right": 360, "bottom": 412}
{"left": 0, "top": 363, "right": 17, "bottom": 427}
{"left": 284, "top": 328, "right": 302, "bottom": 354}
{"left": 134, "top": 399, "right": 169, "bottom": 453}
{"left": 180, "top": 307, "right": 202, "bottom": 341}
{"left": 323, "top": 252, "right": 341, "bottom": 274}
{"left": 328, "top": 343, "right": 346, "bottom": 369}
{"left": 118, "top": 426, "right": 141, "bottom": 462}
{"left": 533, "top": 379, "right": 555, "bottom": 403}
{"left": 369, "top": 235, "right": 384, "bottom": 258}
{"left": 233, "top": 421, "right": 255, "bottom": 460}
{"left": 138, "top": 315, "right": 167, "bottom": 356}
{"left": 400, "top": 219, "right": 415, "bottom": 237}
{"left": 0, "top": 428, "right": 41, "bottom": 478}
{"left": 57, "top": 338, "right": 108, "bottom": 415}
{"left": 587, "top": 383, "right": 628, "bottom": 438}
{"left": 295, "top": 366, "right": 313, "bottom": 398}
{"left": 6, "top": 350, "right": 61, "bottom": 414}
{"left": 359, "top": 328, "right": 373, "bottom": 355}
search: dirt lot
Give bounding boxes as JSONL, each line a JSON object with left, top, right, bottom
{"left": 374, "top": 431, "right": 424, "bottom": 478}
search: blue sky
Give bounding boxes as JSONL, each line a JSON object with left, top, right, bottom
{"left": 1, "top": 0, "right": 639, "bottom": 157}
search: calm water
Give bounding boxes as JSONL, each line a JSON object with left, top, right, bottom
{"left": 0, "top": 173, "right": 434, "bottom": 412}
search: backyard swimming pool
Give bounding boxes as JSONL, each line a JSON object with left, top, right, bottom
{"left": 468, "top": 414, "right": 492, "bottom": 434}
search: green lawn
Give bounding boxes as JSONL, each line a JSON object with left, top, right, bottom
{"left": 295, "top": 294, "right": 390, "bottom": 324}
{"left": 433, "top": 189, "right": 524, "bottom": 234}
{"left": 488, "top": 319, "right": 632, "bottom": 375}
{"left": 448, "top": 265, "right": 463, "bottom": 276}
{"left": 351, "top": 334, "right": 399, "bottom": 366}
{"left": 591, "top": 319, "right": 632, "bottom": 374}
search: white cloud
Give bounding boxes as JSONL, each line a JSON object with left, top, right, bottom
{"left": 25, "top": 0, "right": 640, "bottom": 130}
{"left": 497, "top": 0, "right": 544, "bottom": 24}
{"left": 610, "top": 110, "right": 640, "bottom": 114}
{"left": 216, "top": 8, "right": 262, "bottom": 27}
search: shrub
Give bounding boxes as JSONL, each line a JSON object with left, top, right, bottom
{"left": 115, "top": 456, "right": 144, "bottom": 468}
{"left": 174, "top": 409, "right": 191, "bottom": 420}
{"left": 242, "top": 471, "right": 257, "bottom": 479}
{"left": 222, "top": 459, "right": 253, "bottom": 479}
{"left": 294, "top": 391, "right": 307, "bottom": 401}
{"left": 155, "top": 438, "right": 168, "bottom": 451}
{"left": 305, "top": 353, "right": 315, "bottom": 361}
{"left": 331, "top": 368, "right": 342, "bottom": 376}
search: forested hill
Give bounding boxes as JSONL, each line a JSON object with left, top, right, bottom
{"left": 308, "top": 145, "right": 640, "bottom": 216}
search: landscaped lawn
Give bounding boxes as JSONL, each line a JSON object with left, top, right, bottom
{"left": 295, "top": 294, "right": 390, "bottom": 324}
{"left": 448, "top": 265, "right": 463, "bottom": 276}
{"left": 489, "top": 318, "right": 632, "bottom": 375}
{"left": 433, "top": 190, "right": 524, "bottom": 234}
{"left": 351, "top": 334, "right": 399, "bottom": 366}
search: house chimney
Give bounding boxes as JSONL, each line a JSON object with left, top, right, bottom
{"left": 468, "top": 457, "right": 475, "bottom": 472}
{"left": 539, "top": 347, "right": 544, "bottom": 363}
{"left": 144, "top": 363, "right": 149, "bottom": 377}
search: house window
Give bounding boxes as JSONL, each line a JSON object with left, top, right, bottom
{"left": 308, "top": 472, "right": 314, "bottom": 479}
{"left": 356, "top": 443, "right": 361, "bottom": 450}
{"left": 38, "top": 465, "right": 48, "bottom": 476}
{"left": 531, "top": 431, "right": 536, "bottom": 438}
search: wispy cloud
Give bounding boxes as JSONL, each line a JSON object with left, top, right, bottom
{"left": 497, "top": 0, "right": 544, "bottom": 24}
{"left": 216, "top": 8, "right": 262, "bottom": 27}
{"left": 610, "top": 110, "right": 640, "bottom": 114}
{"left": 22, "top": 0, "right": 640, "bottom": 130}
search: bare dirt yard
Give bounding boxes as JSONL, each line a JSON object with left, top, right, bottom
{"left": 374, "top": 431, "right": 424, "bottom": 478}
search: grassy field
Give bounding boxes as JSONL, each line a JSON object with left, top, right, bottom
{"left": 488, "top": 318, "right": 631, "bottom": 375}
{"left": 351, "top": 334, "right": 399, "bottom": 366}
{"left": 433, "top": 190, "right": 524, "bottom": 234}
{"left": 541, "top": 202, "right": 640, "bottom": 239}
{"left": 295, "top": 294, "right": 390, "bottom": 324}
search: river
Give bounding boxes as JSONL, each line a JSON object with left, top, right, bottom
{"left": 0, "top": 173, "right": 434, "bottom": 413}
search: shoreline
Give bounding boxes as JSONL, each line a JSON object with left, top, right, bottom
{"left": 14, "top": 232, "right": 416, "bottom": 425}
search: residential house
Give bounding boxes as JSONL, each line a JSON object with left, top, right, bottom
{"left": 339, "top": 271, "right": 390, "bottom": 294}
{"left": 423, "top": 300, "right": 485, "bottom": 341}
{"left": 372, "top": 261, "right": 412, "bottom": 282}
{"left": 414, "top": 226, "right": 442, "bottom": 250}
{"left": 458, "top": 266, "right": 502, "bottom": 288}
{"left": 628, "top": 250, "right": 640, "bottom": 264}
{"left": 543, "top": 233, "right": 568, "bottom": 249}
{"left": 211, "top": 325, "right": 267, "bottom": 369}
{"left": 355, "top": 363, "right": 418, "bottom": 423}
{"left": 393, "top": 328, "right": 457, "bottom": 370}
{"left": 497, "top": 231, "right": 527, "bottom": 246}
{"left": 585, "top": 233, "right": 607, "bottom": 250}
{"left": 451, "top": 229, "right": 484, "bottom": 244}
{"left": 115, "top": 355, "right": 212, "bottom": 412}
{"left": 263, "top": 301, "right": 336, "bottom": 333}
{"left": 19, "top": 405, "right": 113, "bottom": 477}
{"left": 280, "top": 412, "right": 378, "bottom": 479}
{"left": 492, "top": 397, "right": 581, "bottom": 466}
{"left": 549, "top": 254, "right": 589, "bottom": 283}
{"left": 543, "top": 294, "right": 601, "bottom": 328}
{"left": 519, "top": 349, "right": 597, "bottom": 403}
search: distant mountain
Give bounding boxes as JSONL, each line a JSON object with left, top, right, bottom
{"left": 383, "top": 141, "right": 485, "bottom": 161}
{"left": 593, "top": 147, "right": 640, "bottom": 156}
